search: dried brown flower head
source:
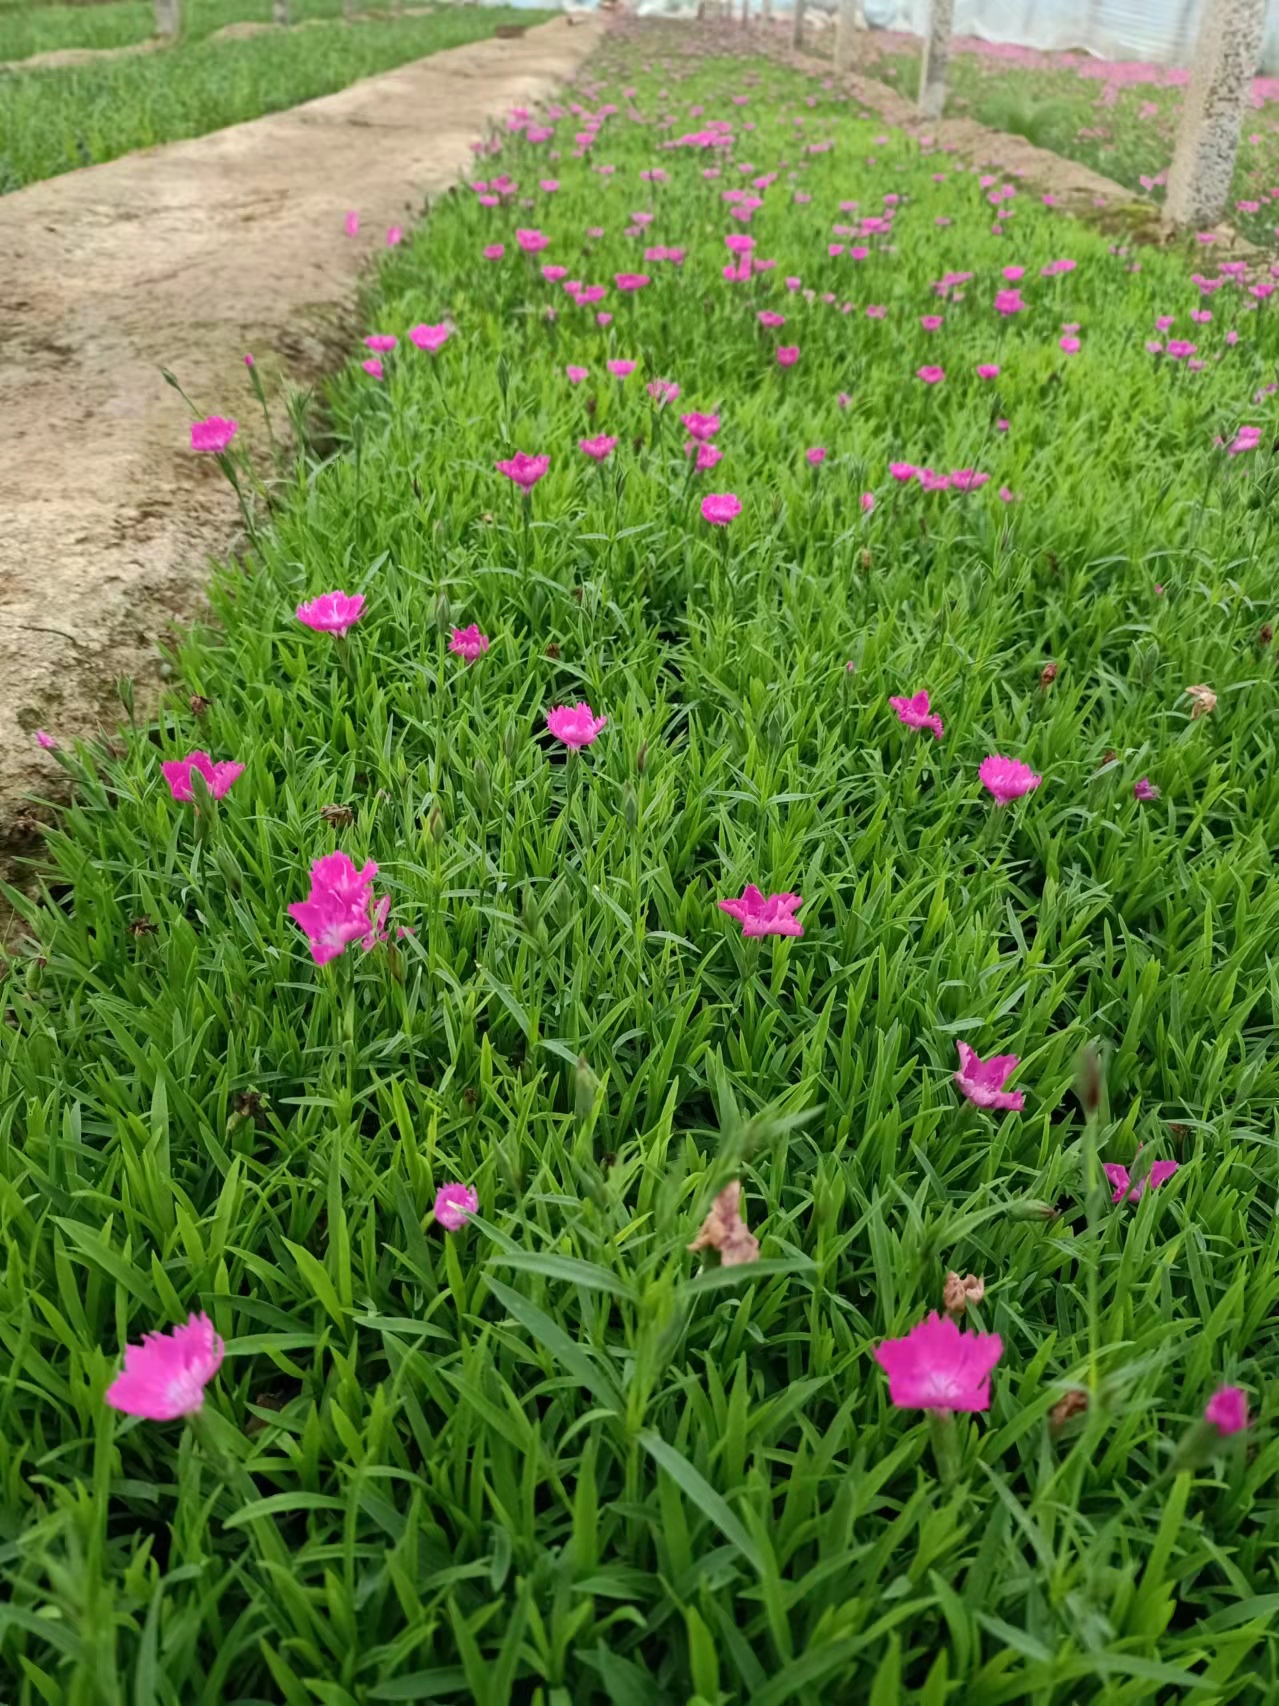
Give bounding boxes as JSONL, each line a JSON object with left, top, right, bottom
{"left": 320, "top": 803, "right": 354, "bottom": 828}
{"left": 1039, "top": 662, "right": 1058, "bottom": 691}
{"left": 1186, "top": 684, "right": 1217, "bottom": 719}
{"left": 1049, "top": 1389, "right": 1089, "bottom": 1433}
{"left": 688, "top": 1182, "right": 760, "bottom": 1268}
{"left": 942, "top": 1270, "right": 985, "bottom": 1318}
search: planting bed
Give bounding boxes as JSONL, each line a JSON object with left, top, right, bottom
{"left": 6, "top": 20, "right": 1279, "bottom": 1702}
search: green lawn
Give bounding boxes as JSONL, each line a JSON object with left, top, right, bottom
{"left": 0, "top": 0, "right": 348, "bottom": 62}
{"left": 0, "top": 6, "right": 547, "bottom": 192}
{"left": 5, "top": 22, "right": 1279, "bottom": 1701}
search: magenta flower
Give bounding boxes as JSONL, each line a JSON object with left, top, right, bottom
{"left": 758, "top": 310, "right": 786, "bottom": 328}
{"left": 606, "top": 359, "right": 636, "bottom": 378}
{"left": 917, "top": 366, "right": 945, "bottom": 385}
{"left": 409, "top": 323, "right": 451, "bottom": 353}
{"left": 546, "top": 702, "right": 607, "bottom": 748}
{"left": 691, "top": 442, "right": 723, "bottom": 472}
{"left": 648, "top": 377, "right": 680, "bottom": 404}
{"left": 344, "top": 210, "right": 360, "bottom": 238}
{"left": 889, "top": 690, "right": 944, "bottom": 740}
{"left": 579, "top": 434, "right": 618, "bottom": 462}
{"left": 876, "top": 1313, "right": 1002, "bottom": 1412}
{"left": 484, "top": 243, "right": 505, "bottom": 261}
{"left": 681, "top": 412, "right": 720, "bottom": 442}
{"left": 288, "top": 851, "right": 385, "bottom": 965}
{"left": 362, "top": 359, "right": 383, "bottom": 380}
{"left": 297, "top": 590, "right": 365, "bottom": 638}
{"left": 979, "top": 755, "right": 1041, "bottom": 806}
{"left": 496, "top": 452, "right": 550, "bottom": 490}
{"left": 1205, "top": 1387, "right": 1249, "bottom": 1435}
{"left": 1134, "top": 777, "right": 1160, "bottom": 801}
{"left": 614, "top": 272, "right": 650, "bottom": 292}
{"left": 105, "top": 1313, "right": 224, "bottom": 1421}
{"left": 701, "top": 492, "right": 741, "bottom": 526}
{"left": 976, "top": 363, "right": 1001, "bottom": 379}
{"left": 1059, "top": 334, "right": 1081, "bottom": 354}
{"left": 994, "top": 289, "right": 1025, "bottom": 316}
{"left": 161, "top": 751, "right": 244, "bottom": 803}
{"left": 718, "top": 884, "right": 803, "bottom": 939}
{"left": 805, "top": 446, "right": 827, "bottom": 466}
{"left": 190, "top": 416, "right": 238, "bottom": 454}
{"left": 951, "top": 470, "right": 990, "bottom": 492}
{"left": 776, "top": 346, "right": 800, "bottom": 367}
{"left": 449, "top": 624, "right": 489, "bottom": 664}
{"left": 954, "top": 1041, "right": 1024, "bottom": 1111}
{"left": 920, "top": 314, "right": 944, "bottom": 331}
{"left": 386, "top": 226, "right": 403, "bottom": 248}
{"left": 434, "top": 1182, "right": 479, "bottom": 1231}
{"left": 861, "top": 491, "right": 876, "bottom": 512}
{"left": 565, "top": 364, "right": 590, "bottom": 384}
{"left": 1103, "top": 1158, "right": 1179, "bottom": 1204}
{"left": 364, "top": 334, "right": 397, "bottom": 353}
{"left": 35, "top": 729, "right": 58, "bottom": 751}
{"left": 889, "top": 462, "right": 918, "bottom": 483}
{"left": 516, "top": 227, "right": 549, "bottom": 252}
{"left": 1228, "top": 425, "right": 1261, "bottom": 455}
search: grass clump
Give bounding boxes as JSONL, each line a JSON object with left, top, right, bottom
{"left": 5, "top": 25, "right": 1279, "bottom": 1701}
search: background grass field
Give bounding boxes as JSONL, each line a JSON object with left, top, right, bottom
{"left": 4, "top": 22, "right": 1279, "bottom": 1702}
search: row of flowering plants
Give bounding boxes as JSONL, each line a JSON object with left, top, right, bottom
{"left": 7, "top": 23, "right": 1279, "bottom": 1702}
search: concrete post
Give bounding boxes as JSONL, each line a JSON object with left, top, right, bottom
{"left": 1164, "top": 0, "right": 1266, "bottom": 229}
{"left": 917, "top": 0, "right": 955, "bottom": 121}
{"left": 791, "top": 0, "right": 805, "bottom": 51}
{"left": 155, "top": 0, "right": 180, "bottom": 35}
{"left": 834, "top": 0, "right": 859, "bottom": 71}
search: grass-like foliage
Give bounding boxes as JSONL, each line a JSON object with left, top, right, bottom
{"left": 6, "top": 24, "right": 1279, "bottom": 1701}
{"left": 0, "top": 0, "right": 342, "bottom": 64}
{"left": 0, "top": 5, "right": 545, "bottom": 192}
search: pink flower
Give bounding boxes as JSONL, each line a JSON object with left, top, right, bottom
{"left": 483, "top": 244, "right": 505, "bottom": 261}
{"left": 1228, "top": 425, "right": 1261, "bottom": 455}
{"left": 409, "top": 323, "right": 451, "bottom": 353}
{"left": 161, "top": 751, "right": 244, "bottom": 803}
{"left": 1059, "top": 334, "right": 1081, "bottom": 354}
{"left": 889, "top": 462, "right": 918, "bottom": 483}
{"left": 614, "top": 272, "right": 650, "bottom": 292}
{"left": 365, "top": 334, "right": 397, "bottom": 353}
{"left": 681, "top": 412, "right": 719, "bottom": 442}
{"left": 648, "top": 378, "right": 680, "bottom": 403}
{"left": 362, "top": 359, "right": 383, "bottom": 380}
{"left": 875, "top": 1312, "right": 1003, "bottom": 1412}
{"left": 542, "top": 264, "right": 567, "bottom": 282}
{"left": 496, "top": 452, "right": 550, "bottom": 490}
{"left": 758, "top": 310, "right": 786, "bottom": 328}
{"left": 976, "top": 363, "right": 1001, "bottom": 378}
{"left": 35, "top": 729, "right": 58, "bottom": 751}
{"left": 516, "top": 227, "right": 549, "bottom": 252}
{"left": 917, "top": 366, "right": 945, "bottom": 385}
{"left": 105, "top": 1313, "right": 224, "bottom": 1421}
{"left": 889, "top": 690, "right": 943, "bottom": 740}
{"left": 701, "top": 492, "right": 741, "bottom": 526}
{"left": 1003, "top": 265, "right": 1024, "bottom": 281}
{"left": 386, "top": 226, "right": 403, "bottom": 248}
{"left": 1205, "top": 1387, "right": 1249, "bottom": 1435}
{"left": 297, "top": 590, "right": 365, "bottom": 638}
{"left": 344, "top": 210, "right": 359, "bottom": 238}
{"left": 434, "top": 1183, "right": 479, "bottom": 1231}
{"left": 776, "top": 346, "right": 800, "bottom": 367}
{"left": 579, "top": 434, "right": 618, "bottom": 462}
{"left": 1102, "top": 1158, "right": 1179, "bottom": 1204}
{"left": 954, "top": 1041, "right": 1024, "bottom": 1112}
{"left": 565, "top": 364, "right": 590, "bottom": 384}
{"left": 449, "top": 624, "right": 489, "bottom": 664}
{"left": 805, "top": 446, "right": 827, "bottom": 466}
{"left": 690, "top": 442, "right": 723, "bottom": 472}
{"left": 190, "top": 416, "right": 238, "bottom": 454}
{"left": 1133, "top": 777, "right": 1159, "bottom": 801}
{"left": 994, "top": 289, "right": 1025, "bottom": 316}
{"left": 999, "top": 485, "right": 1017, "bottom": 503}
{"left": 546, "top": 702, "right": 607, "bottom": 748}
{"left": 951, "top": 469, "right": 990, "bottom": 492}
{"left": 920, "top": 314, "right": 944, "bottom": 331}
{"left": 288, "top": 851, "right": 385, "bottom": 965}
{"left": 861, "top": 491, "right": 875, "bottom": 512}
{"left": 979, "top": 755, "right": 1041, "bottom": 805}
{"left": 718, "top": 884, "right": 803, "bottom": 939}
{"left": 606, "top": 359, "right": 636, "bottom": 378}
{"left": 866, "top": 304, "right": 886, "bottom": 318}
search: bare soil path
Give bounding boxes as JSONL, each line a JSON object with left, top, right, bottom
{"left": 0, "top": 13, "right": 603, "bottom": 872}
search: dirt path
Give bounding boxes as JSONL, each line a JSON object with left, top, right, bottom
{"left": 0, "top": 13, "right": 603, "bottom": 874}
